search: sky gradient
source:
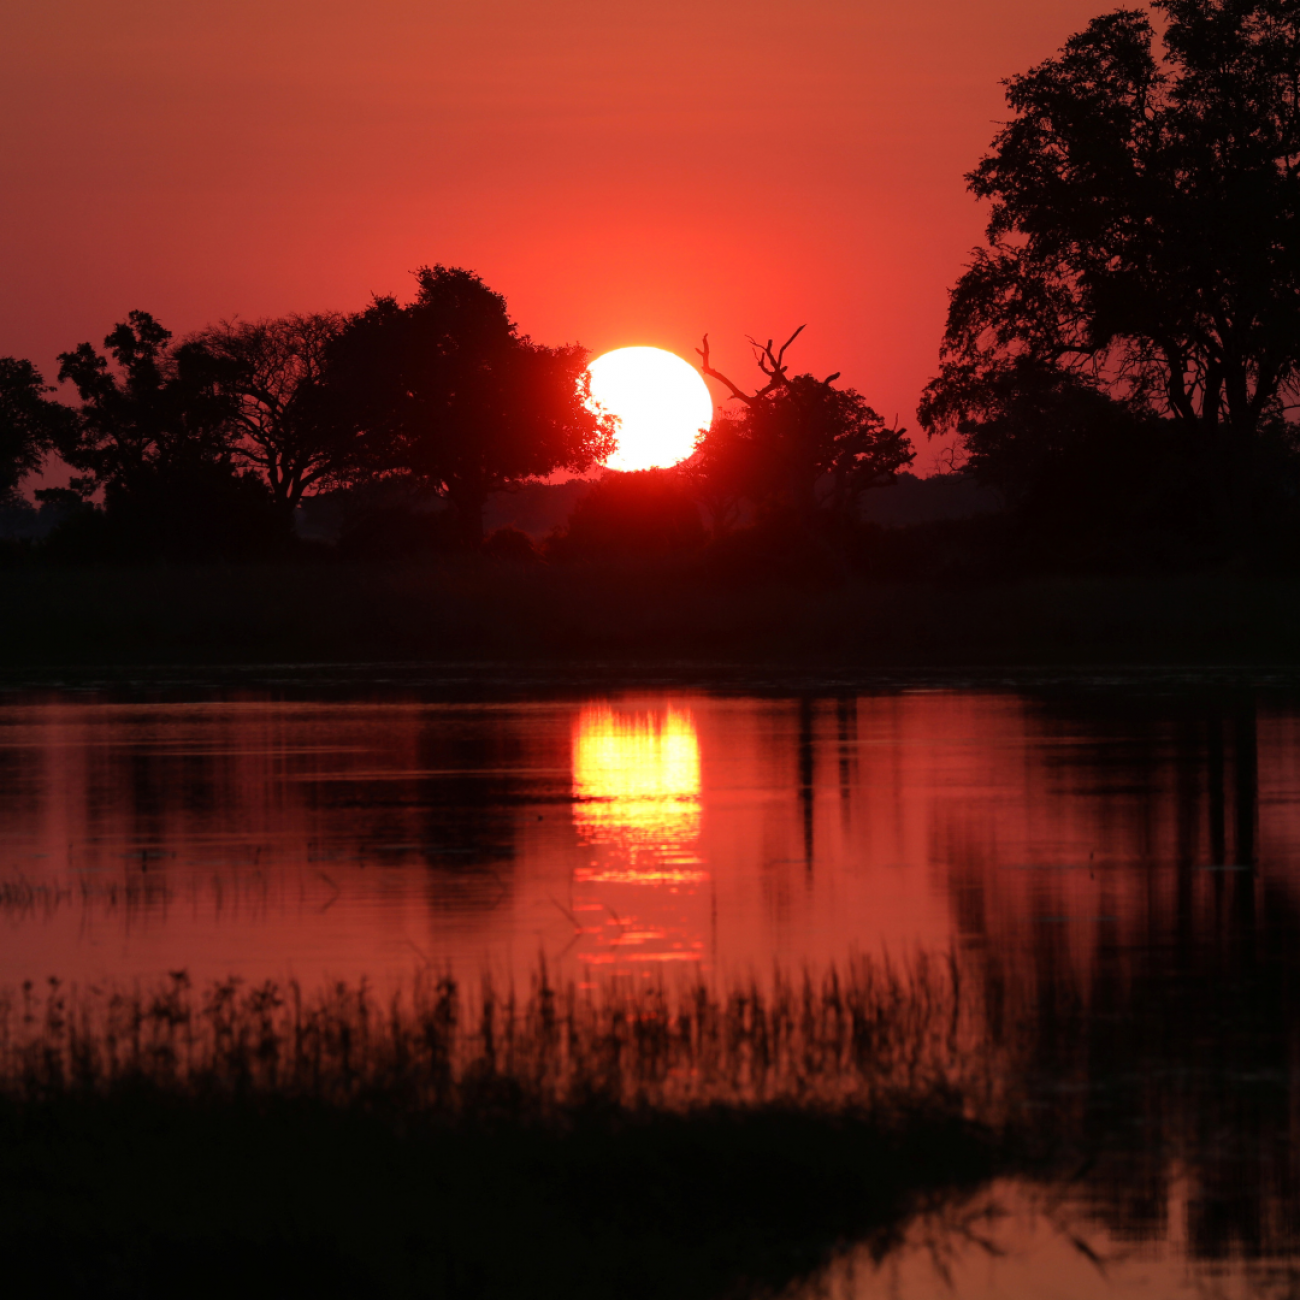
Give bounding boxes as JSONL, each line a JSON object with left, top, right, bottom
{"left": 3, "top": 0, "right": 1112, "bottom": 472}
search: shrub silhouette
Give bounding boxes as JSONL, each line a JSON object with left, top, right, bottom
{"left": 482, "top": 526, "right": 539, "bottom": 562}
{"left": 547, "top": 470, "right": 705, "bottom": 560}
{"left": 40, "top": 460, "right": 289, "bottom": 563}
{"left": 336, "top": 495, "right": 459, "bottom": 562}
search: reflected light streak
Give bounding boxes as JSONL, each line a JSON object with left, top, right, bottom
{"left": 570, "top": 704, "right": 707, "bottom": 968}
{"left": 572, "top": 705, "right": 701, "bottom": 850}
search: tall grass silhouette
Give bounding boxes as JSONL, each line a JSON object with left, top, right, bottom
{"left": 0, "top": 954, "right": 1001, "bottom": 1118}
{"left": 0, "top": 957, "right": 1014, "bottom": 1300}
{"left": 6, "top": 947, "right": 1293, "bottom": 1297}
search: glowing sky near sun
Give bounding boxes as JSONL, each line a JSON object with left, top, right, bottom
{"left": 1, "top": 1, "right": 1109, "bottom": 472}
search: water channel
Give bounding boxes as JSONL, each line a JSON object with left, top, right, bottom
{"left": 3, "top": 670, "right": 1297, "bottom": 1296}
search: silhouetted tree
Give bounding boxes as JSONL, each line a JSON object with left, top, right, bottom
{"left": 694, "top": 329, "right": 914, "bottom": 526}
{"left": 682, "top": 411, "right": 752, "bottom": 537}
{"left": 920, "top": 0, "right": 1300, "bottom": 536}
{"left": 56, "top": 311, "right": 235, "bottom": 495}
{"left": 187, "top": 313, "right": 356, "bottom": 520}
{"left": 924, "top": 360, "right": 1146, "bottom": 497}
{"left": 54, "top": 312, "right": 285, "bottom": 559}
{"left": 931, "top": 357, "right": 1229, "bottom": 560}
{"left": 325, "top": 266, "right": 616, "bottom": 548}
{"left": 0, "top": 357, "right": 76, "bottom": 501}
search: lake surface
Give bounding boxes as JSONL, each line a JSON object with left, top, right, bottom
{"left": 3, "top": 670, "right": 1299, "bottom": 1296}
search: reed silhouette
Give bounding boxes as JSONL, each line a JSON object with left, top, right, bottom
{"left": 0, "top": 959, "right": 1006, "bottom": 1300}
{"left": 5, "top": 914, "right": 1298, "bottom": 1295}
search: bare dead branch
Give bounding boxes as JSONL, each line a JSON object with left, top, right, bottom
{"left": 696, "top": 334, "right": 758, "bottom": 405}
{"left": 774, "top": 325, "right": 805, "bottom": 370}
{"left": 698, "top": 325, "right": 810, "bottom": 403}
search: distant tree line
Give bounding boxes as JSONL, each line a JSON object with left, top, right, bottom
{"left": 5, "top": 0, "right": 1300, "bottom": 576}
{"left": 0, "top": 265, "right": 626, "bottom": 561}
{"left": 0, "top": 264, "right": 913, "bottom": 569}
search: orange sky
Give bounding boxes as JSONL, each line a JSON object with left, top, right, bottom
{"left": 2, "top": 0, "right": 1111, "bottom": 472}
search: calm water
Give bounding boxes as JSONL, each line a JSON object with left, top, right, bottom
{"left": 3, "top": 673, "right": 1299, "bottom": 1296}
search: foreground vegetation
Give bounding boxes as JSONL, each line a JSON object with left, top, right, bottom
{"left": 4, "top": 911, "right": 1298, "bottom": 1297}
{"left": 1, "top": 961, "right": 1009, "bottom": 1300}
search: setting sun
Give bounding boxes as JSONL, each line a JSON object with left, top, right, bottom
{"left": 587, "top": 347, "right": 713, "bottom": 473}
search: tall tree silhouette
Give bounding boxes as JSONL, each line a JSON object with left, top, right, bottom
{"left": 56, "top": 311, "right": 236, "bottom": 495}
{"left": 187, "top": 313, "right": 356, "bottom": 520}
{"left": 920, "top": 0, "right": 1300, "bottom": 529}
{"left": 0, "top": 357, "right": 75, "bottom": 500}
{"left": 694, "top": 329, "right": 913, "bottom": 526}
{"left": 326, "top": 266, "right": 615, "bottom": 547}
{"left": 55, "top": 312, "right": 282, "bottom": 559}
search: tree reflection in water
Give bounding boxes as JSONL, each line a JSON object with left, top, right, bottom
{"left": 4, "top": 682, "right": 1300, "bottom": 1293}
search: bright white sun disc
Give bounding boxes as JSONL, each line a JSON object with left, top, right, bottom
{"left": 587, "top": 347, "right": 713, "bottom": 472}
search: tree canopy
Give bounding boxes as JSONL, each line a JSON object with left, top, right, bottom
{"left": 53, "top": 312, "right": 288, "bottom": 560}
{"left": 56, "top": 311, "right": 236, "bottom": 496}
{"left": 693, "top": 329, "right": 913, "bottom": 529}
{"left": 325, "top": 265, "right": 616, "bottom": 546}
{"left": 920, "top": 0, "right": 1300, "bottom": 516}
{"left": 187, "top": 313, "right": 355, "bottom": 518}
{"left": 0, "top": 357, "right": 75, "bottom": 501}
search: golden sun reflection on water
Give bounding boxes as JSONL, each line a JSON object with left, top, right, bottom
{"left": 572, "top": 705, "right": 702, "bottom": 852}
{"left": 570, "top": 704, "right": 708, "bottom": 967}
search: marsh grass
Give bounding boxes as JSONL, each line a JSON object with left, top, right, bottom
{"left": 0, "top": 954, "right": 1000, "bottom": 1117}
{"left": 6, "top": 950, "right": 1291, "bottom": 1297}
{"left": 0, "top": 958, "right": 1016, "bottom": 1300}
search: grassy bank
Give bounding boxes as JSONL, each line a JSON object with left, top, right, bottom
{"left": 0, "top": 963, "right": 1012, "bottom": 1300}
{"left": 5, "top": 558, "right": 1300, "bottom": 667}
{"left": 5, "top": 1090, "right": 999, "bottom": 1300}
{"left": 5, "top": 941, "right": 1296, "bottom": 1296}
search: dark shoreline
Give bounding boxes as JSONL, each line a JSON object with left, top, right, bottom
{"left": 5, "top": 560, "right": 1300, "bottom": 676}
{"left": 0, "top": 965, "right": 1011, "bottom": 1300}
{"left": 6, "top": 659, "right": 1300, "bottom": 707}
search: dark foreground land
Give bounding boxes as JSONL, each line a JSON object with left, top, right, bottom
{"left": 4, "top": 890, "right": 1296, "bottom": 1297}
{"left": 0, "top": 966, "right": 1008, "bottom": 1300}
{"left": 6, "top": 1093, "right": 997, "bottom": 1300}
{"left": 6, "top": 559, "right": 1300, "bottom": 667}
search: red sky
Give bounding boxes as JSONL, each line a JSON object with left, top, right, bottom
{"left": 3, "top": 0, "right": 1112, "bottom": 474}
